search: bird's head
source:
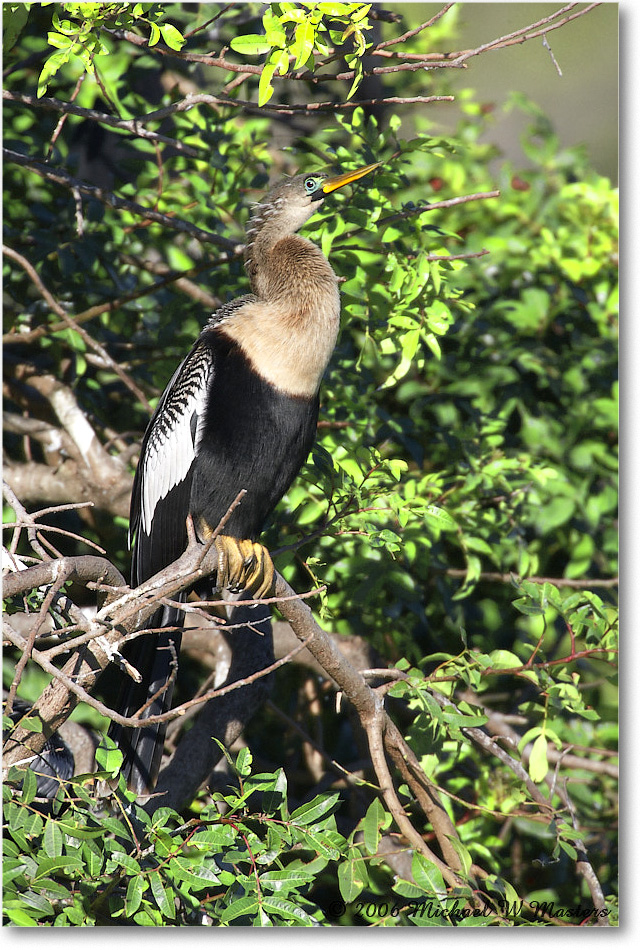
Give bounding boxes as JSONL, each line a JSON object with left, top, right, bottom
{"left": 246, "top": 162, "right": 381, "bottom": 240}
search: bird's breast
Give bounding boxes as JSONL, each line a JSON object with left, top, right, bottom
{"left": 218, "top": 292, "right": 340, "bottom": 398}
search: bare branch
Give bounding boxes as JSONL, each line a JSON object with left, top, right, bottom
{"left": 3, "top": 481, "right": 50, "bottom": 561}
{"left": 375, "top": 191, "right": 502, "bottom": 230}
{"left": 271, "top": 572, "right": 477, "bottom": 891}
{"left": 448, "top": 3, "right": 602, "bottom": 67}
{"left": 2, "top": 555, "right": 126, "bottom": 600}
{"left": 374, "top": 4, "right": 456, "bottom": 51}
{"left": 2, "top": 460, "right": 131, "bottom": 519}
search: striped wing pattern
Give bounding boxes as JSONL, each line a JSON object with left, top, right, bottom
{"left": 134, "top": 340, "right": 213, "bottom": 541}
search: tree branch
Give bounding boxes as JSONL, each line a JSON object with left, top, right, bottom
{"left": 444, "top": 567, "right": 619, "bottom": 589}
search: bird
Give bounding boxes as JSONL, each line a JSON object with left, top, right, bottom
{"left": 108, "top": 162, "right": 380, "bottom": 795}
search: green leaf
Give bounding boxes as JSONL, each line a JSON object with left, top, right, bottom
{"left": 220, "top": 894, "right": 260, "bottom": 922}
{"left": 43, "top": 819, "right": 63, "bottom": 857}
{"left": 558, "top": 839, "right": 578, "bottom": 861}
{"left": 445, "top": 836, "right": 473, "bottom": 878}
{"left": 292, "top": 20, "right": 315, "bottom": 70}
{"left": 46, "top": 32, "right": 74, "bottom": 49}
{"left": 94, "top": 741, "right": 123, "bottom": 774}
{"left": 411, "top": 851, "right": 447, "bottom": 896}
{"left": 159, "top": 22, "right": 185, "bottom": 51}
{"left": 4, "top": 905, "right": 38, "bottom": 926}
{"left": 337, "top": 852, "right": 367, "bottom": 903}
{"left": 346, "top": 57, "right": 364, "bottom": 101}
{"left": 37, "top": 47, "right": 73, "bottom": 97}
{"left": 290, "top": 792, "right": 340, "bottom": 825}
{"left": 258, "top": 60, "right": 278, "bottom": 107}
{"left": 34, "top": 855, "right": 84, "bottom": 879}
{"left": 55, "top": 820, "right": 106, "bottom": 841}
{"left": 235, "top": 746, "right": 253, "bottom": 776}
{"left": 423, "top": 505, "right": 458, "bottom": 530}
{"left": 528, "top": 733, "right": 550, "bottom": 783}
{"left": 149, "top": 870, "right": 175, "bottom": 920}
{"left": 486, "top": 650, "right": 523, "bottom": 670}
{"left": 3, "top": 3, "right": 30, "bottom": 53}
{"left": 442, "top": 709, "right": 488, "bottom": 729}
{"left": 21, "top": 767, "right": 38, "bottom": 805}
{"left": 423, "top": 332, "right": 442, "bottom": 359}
{"left": 259, "top": 868, "right": 315, "bottom": 891}
{"left": 125, "top": 875, "right": 145, "bottom": 917}
{"left": 362, "top": 797, "right": 386, "bottom": 854}
{"left": 230, "top": 34, "right": 274, "bottom": 55}
{"left": 258, "top": 895, "right": 319, "bottom": 925}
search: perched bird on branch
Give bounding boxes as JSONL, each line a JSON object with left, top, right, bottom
{"left": 109, "top": 162, "right": 380, "bottom": 794}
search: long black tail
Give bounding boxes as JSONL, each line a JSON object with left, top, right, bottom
{"left": 150, "top": 596, "right": 275, "bottom": 811}
{"left": 108, "top": 601, "right": 184, "bottom": 794}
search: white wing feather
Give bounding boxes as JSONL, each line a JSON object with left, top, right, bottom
{"left": 138, "top": 344, "right": 212, "bottom": 535}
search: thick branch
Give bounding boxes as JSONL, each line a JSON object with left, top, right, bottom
{"left": 3, "top": 460, "right": 131, "bottom": 519}
{"left": 3, "top": 555, "right": 126, "bottom": 600}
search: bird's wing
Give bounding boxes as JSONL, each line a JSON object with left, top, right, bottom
{"left": 130, "top": 338, "right": 213, "bottom": 583}
{"left": 129, "top": 295, "right": 256, "bottom": 584}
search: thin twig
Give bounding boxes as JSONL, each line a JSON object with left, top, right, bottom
{"left": 44, "top": 72, "right": 86, "bottom": 162}
{"left": 448, "top": 4, "right": 600, "bottom": 67}
{"left": 3, "top": 482, "right": 50, "bottom": 561}
{"left": 374, "top": 4, "right": 455, "bottom": 51}
{"left": 3, "top": 253, "right": 234, "bottom": 346}
{"left": 5, "top": 564, "right": 74, "bottom": 715}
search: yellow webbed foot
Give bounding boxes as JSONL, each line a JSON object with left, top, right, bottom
{"left": 213, "top": 535, "right": 275, "bottom": 600}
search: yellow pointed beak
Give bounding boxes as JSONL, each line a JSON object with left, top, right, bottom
{"left": 321, "top": 161, "right": 382, "bottom": 194}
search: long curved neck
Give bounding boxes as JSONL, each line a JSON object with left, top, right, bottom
{"left": 246, "top": 230, "right": 337, "bottom": 302}
{"left": 222, "top": 218, "right": 340, "bottom": 398}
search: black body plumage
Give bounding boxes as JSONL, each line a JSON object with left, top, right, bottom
{"left": 191, "top": 328, "right": 320, "bottom": 540}
{"left": 109, "top": 164, "right": 378, "bottom": 794}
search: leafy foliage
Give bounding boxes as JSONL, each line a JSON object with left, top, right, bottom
{"left": 3, "top": 741, "right": 346, "bottom": 926}
{"left": 3, "top": 2, "right": 617, "bottom": 928}
{"left": 230, "top": 2, "right": 373, "bottom": 105}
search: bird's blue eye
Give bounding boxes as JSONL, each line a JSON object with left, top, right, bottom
{"left": 304, "top": 177, "right": 320, "bottom": 195}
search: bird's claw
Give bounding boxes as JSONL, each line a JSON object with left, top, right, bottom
{"left": 214, "top": 535, "right": 275, "bottom": 600}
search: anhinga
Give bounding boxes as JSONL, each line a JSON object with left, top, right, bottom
{"left": 110, "top": 162, "right": 379, "bottom": 794}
